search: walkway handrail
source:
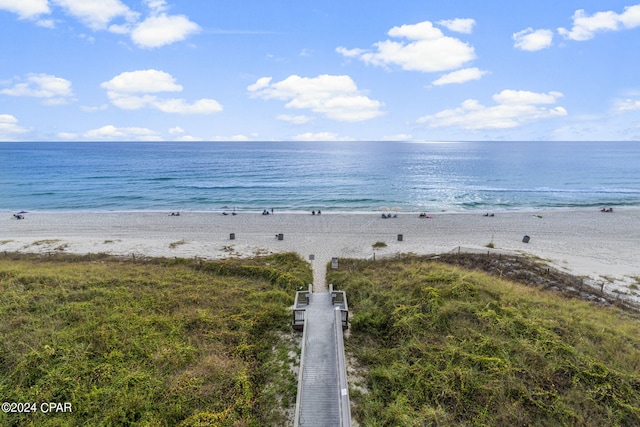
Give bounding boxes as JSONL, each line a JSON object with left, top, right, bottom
{"left": 293, "top": 285, "right": 351, "bottom": 427}
{"left": 334, "top": 307, "right": 352, "bottom": 426}
{"left": 293, "top": 288, "right": 311, "bottom": 427}
{"left": 292, "top": 284, "right": 313, "bottom": 331}
{"left": 330, "top": 284, "right": 349, "bottom": 329}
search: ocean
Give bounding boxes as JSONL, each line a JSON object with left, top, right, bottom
{"left": 1, "top": 141, "right": 639, "bottom": 213}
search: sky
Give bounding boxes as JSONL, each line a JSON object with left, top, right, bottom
{"left": 1, "top": 0, "right": 640, "bottom": 142}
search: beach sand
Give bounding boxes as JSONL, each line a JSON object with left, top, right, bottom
{"left": 2, "top": 209, "right": 639, "bottom": 302}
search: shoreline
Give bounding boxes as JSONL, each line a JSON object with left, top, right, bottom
{"left": 1, "top": 205, "right": 636, "bottom": 216}
{"left": 2, "top": 208, "right": 639, "bottom": 303}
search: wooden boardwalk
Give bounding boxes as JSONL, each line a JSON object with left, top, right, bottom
{"left": 293, "top": 286, "right": 351, "bottom": 427}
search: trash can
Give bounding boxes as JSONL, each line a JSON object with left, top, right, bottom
{"left": 522, "top": 235, "right": 530, "bottom": 243}
{"left": 398, "top": 234, "right": 403, "bottom": 241}
{"left": 278, "top": 233, "right": 284, "bottom": 240}
{"left": 230, "top": 233, "right": 235, "bottom": 240}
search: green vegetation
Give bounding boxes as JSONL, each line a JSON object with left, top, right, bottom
{"left": 328, "top": 256, "right": 640, "bottom": 426}
{"left": 485, "top": 234, "right": 495, "bottom": 249}
{"left": 372, "top": 241, "right": 387, "bottom": 249}
{"left": 0, "top": 252, "right": 311, "bottom": 426}
{"left": 169, "top": 240, "right": 189, "bottom": 249}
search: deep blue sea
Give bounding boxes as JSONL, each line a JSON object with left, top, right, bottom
{"left": 1, "top": 141, "right": 639, "bottom": 213}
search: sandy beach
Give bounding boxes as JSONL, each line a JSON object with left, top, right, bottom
{"left": 2, "top": 208, "right": 639, "bottom": 301}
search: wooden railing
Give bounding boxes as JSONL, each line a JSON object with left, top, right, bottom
{"left": 330, "top": 284, "right": 349, "bottom": 330}
{"left": 292, "top": 284, "right": 312, "bottom": 331}
{"left": 293, "top": 304, "right": 310, "bottom": 427}
{"left": 334, "top": 306, "right": 352, "bottom": 426}
{"left": 293, "top": 285, "right": 351, "bottom": 426}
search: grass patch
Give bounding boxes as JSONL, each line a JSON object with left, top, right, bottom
{"left": 169, "top": 239, "right": 188, "bottom": 249}
{"left": 0, "top": 252, "right": 310, "bottom": 426}
{"left": 28, "top": 239, "right": 61, "bottom": 246}
{"left": 372, "top": 241, "right": 387, "bottom": 249}
{"left": 328, "top": 255, "right": 640, "bottom": 426}
{"left": 486, "top": 234, "right": 495, "bottom": 248}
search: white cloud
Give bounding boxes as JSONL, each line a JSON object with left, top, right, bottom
{"left": 228, "top": 134, "right": 251, "bottom": 141}
{"left": 168, "top": 126, "right": 186, "bottom": 135}
{"left": 101, "top": 69, "right": 182, "bottom": 93}
{"left": 277, "top": 114, "right": 312, "bottom": 124}
{"left": 101, "top": 69, "right": 222, "bottom": 114}
{"left": 336, "top": 20, "right": 475, "bottom": 72}
{"left": 614, "top": 98, "right": 640, "bottom": 112}
{"left": 83, "top": 125, "right": 162, "bottom": 141}
{"left": 106, "top": 93, "right": 157, "bottom": 110}
{"left": 0, "top": 0, "right": 49, "bottom": 19}
{"left": 130, "top": 13, "right": 200, "bottom": 48}
{"left": 417, "top": 89, "right": 567, "bottom": 130}
{"left": 211, "top": 134, "right": 253, "bottom": 141}
{"left": 559, "top": 4, "right": 640, "bottom": 41}
{"left": 144, "top": 0, "right": 169, "bottom": 14}
{"left": 0, "top": 73, "right": 74, "bottom": 105}
{"left": 382, "top": 133, "right": 413, "bottom": 141}
{"left": 513, "top": 28, "right": 553, "bottom": 51}
{"left": 52, "top": 0, "right": 138, "bottom": 31}
{"left": 388, "top": 21, "right": 443, "bottom": 40}
{"left": 80, "top": 104, "right": 109, "bottom": 112}
{"left": 432, "top": 68, "right": 487, "bottom": 86}
{"left": 493, "top": 90, "right": 563, "bottom": 105}
{"left": 437, "top": 18, "right": 475, "bottom": 34}
{"left": 293, "top": 132, "right": 353, "bottom": 141}
{"left": 153, "top": 98, "right": 222, "bottom": 114}
{"left": 174, "top": 134, "right": 203, "bottom": 141}
{"left": 248, "top": 74, "right": 384, "bottom": 122}
{"left": 168, "top": 126, "right": 204, "bottom": 141}
{"left": 335, "top": 46, "right": 367, "bottom": 58}
{"left": 57, "top": 132, "right": 78, "bottom": 139}
{"left": 78, "top": 33, "right": 96, "bottom": 43}
{"left": 247, "top": 77, "right": 272, "bottom": 92}
{"left": 0, "top": 114, "right": 29, "bottom": 139}
{"left": 2, "top": 0, "right": 199, "bottom": 49}
{"left": 36, "top": 18, "right": 56, "bottom": 28}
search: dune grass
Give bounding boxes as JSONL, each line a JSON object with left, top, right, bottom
{"left": 328, "top": 256, "right": 640, "bottom": 426}
{"left": 0, "top": 252, "right": 311, "bottom": 426}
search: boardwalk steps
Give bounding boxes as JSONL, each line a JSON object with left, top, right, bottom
{"left": 292, "top": 285, "right": 351, "bottom": 427}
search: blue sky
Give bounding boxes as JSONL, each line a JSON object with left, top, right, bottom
{"left": 1, "top": 0, "right": 640, "bottom": 141}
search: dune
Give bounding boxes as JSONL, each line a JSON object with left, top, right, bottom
{"left": 2, "top": 208, "right": 639, "bottom": 303}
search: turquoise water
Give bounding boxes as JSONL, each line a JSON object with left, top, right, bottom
{"left": 1, "top": 141, "right": 639, "bottom": 212}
